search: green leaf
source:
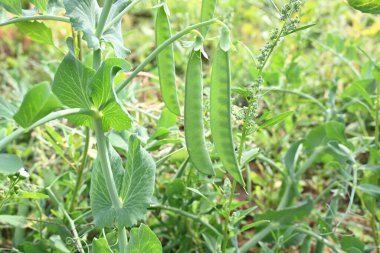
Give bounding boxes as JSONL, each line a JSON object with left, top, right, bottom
{"left": 0, "top": 96, "right": 17, "bottom": 120}
{"left": 220, "top": 27, "right": 231, "bottom": 52}
{"left": 91, "top": 58, "right": 132, "bottom": 131}
{"left": 357, "top": 184, "right": 380, "bottom": 198}
{"left": 340, "top": 236, "right": 364, "bottom": 253}
{"left": 15, "top": 21, "right": 54, "bottom": 45}
{"left": 18, "top": 192, "right": 49, "bottom": 199}
{"left": 0, "top": 154, "right": 23, "bottom": 175}
{"left": 342, "top": 79, "right": 375, "bottom": 106}
{"left": 0, "top": 0, "right": 22, "bottom": 15}
{"left": 14, "top": 82, "right": 61, "bottom": 128}
{"left": 126, "top": 224, "right": 162, "bottom": 253}
{"left": 255, "top": 197, "right": 314, "bottom": 224}
{"left": 31, "top": 0, "right": 48, "bottom": 11}
{"left": 283, "top": 140, "right": 303, "bottom": 178}
{"left": 260, "top": 111, "right": 294, "bottom": 129}
{"left": 91, "top": 136, "right": 156, "bottom": 228}
{"left": 53, "top": 53, "right": 95, "bottom": 109}
{"left": 0, "top": 215, "right": 27, "bottom": 227}
{"left": 102, "top": 0, "right": 132, "bottom": 58}
{"left": 63, "top": 0, "right": 100, "bottom": 49}
{"left": 304, "top": 121, "right": 347, "bottom": 152}
{"left": 348, "top": 0, "right": 380, "bottom": 14}
{"left": 92, "top": 238, "right": 112, "bottom": 253}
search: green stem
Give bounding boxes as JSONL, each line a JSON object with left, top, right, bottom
{"left": 95, "top": 0, "right": 114, "bottom": 38}
{"left": 115, "top": 19, "right": 217, "bottom": 94}
{"left": 149, "top": 205, "right": 221, "bottom": 236}
{"left": 47, "top": 187, "right": 84, "bottom": 253}
{"left": 118, "top": 227, "right": 128, "bottom": 253}
{"left": 0, "top": 108, "right": 92, "bottom": 150}
{"left": 0, "top": 15, "right": 70, "bottom": 26}
{"left": 240, "top": 224, "right": 276, "bottom": 253}
{"left": 93, "top": 117, "right": 127, "bottom": 253}
{"left": 103, "top": 0, "right": 142, "bottom": 32}
{"left": 370, "top": 212, "right": 380, "bottom": 253}
{"left": 375, "top": 74, "right": 380, "bottom": 150}
{"left": 69, "top": 127, "right": 90, "bottom": 212}
{"left": 222, "top": 180, "right": 237, "bottom": 253}
{"left": 93, "top": 118, "right": 121, "bottom": 208}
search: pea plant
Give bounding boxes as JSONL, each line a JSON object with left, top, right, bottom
{"left": 3, "top": 0, "right": 378, "bottom": 252}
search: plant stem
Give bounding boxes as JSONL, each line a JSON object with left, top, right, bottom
{"left": 0, "top": 108, "right": 92, "bottom": 150}
{"left": 93, "top": 117, "right": 127, "bottom": 253}
{"left": 95, "top": 0, "right": 114, "bottom": 38}
{"left": 149, "top": 205, "right": 221, "bottom": 236}
{"left": 118, "top": 227, "right": 128, "bottom": 253}
{"left": 0, "top": 15, "right": 70, "bottom": 26}
{"left": 69, "top": 127, "right": 90, "bottom": 212}
{"left": 222, "top": 180, "right": 237, "bottom": 253}
{"left": 115, "top": 19, "right": 217, "bottom": 93}
{"left": 93, "top": 118, "right": 121, "bottom": 208}
{"left": 375, "top": 73, "right": 380, "bottom": 150}
{"left": 370, "top": 212, "right": 380, "bottom": 253}
{"left": 47, "top": 187, "right": 85, "bottom": 253}
{"left": 103, "top": 0, "right": 142, "bottom": 32}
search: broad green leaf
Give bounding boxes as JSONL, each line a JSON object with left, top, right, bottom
{"left": 18, "top": 192, "right": 49, "bottom": 199}
{"left": 0, "top": 215, "right": 26, "bottom": 227}
{"left": 63, "top": 0, "right": 100, "bottom": 49}
{"left": 0, "top": 154, "right": 23, "bottom": 175}
{"left": 357, "top": 184, "right": 380, "bottom": 198}
{"left": 15, "top": 21, "right": 54, "bottom": 45}
{"left": 342, "top": 79, "right": 375, "bottom": 106}
{"left": 126, "top": 224, "right": 162, "bottom": 253}
{"left": 304, "top": 121, "right": 347, "bottom": 152}
{"left": 340, "top": 236, "right": 365, "bottom": 253}
{"left": 92, "top": 238, "right": 112, "bottom": 253}
{"left": 255, "top": 197, "right": 313, "bottom": 224}
{"left": 31, "top": 0, "right": 48, "bottom": 11}
{"left": 0, "top": 0, "right": 22, "bottom": 15}
{"left": 91, "top": 58, "right": 132, "bottom": 131}
{"left": 0, "top": 96, "right": 17, "bottom": 119}
{"left": 14, "top": 82, "right": 61, "bottom": 128}
{"left": 348, "top": 0, "right": 380, "bottom": 14}
{"left": 260, "top": 111, "right": 294, "bottom": 129}
{"left": 53, "top": 53, "right": 95, "bottom": 109}
{"left": 91, "top": 136, "right": 156, "bottom": 228}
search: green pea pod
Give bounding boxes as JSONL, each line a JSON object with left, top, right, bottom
{"left": 155, "top": 4, "right": 180, "bottom": 116}
{"left": 210, "top": 37, "right": 245, "bottom": 187}
{"left": 185, "top": 49, "right": 215, "bottom": 176}
{"left": 200, "top": 0, "right": 217, "bottom": 37}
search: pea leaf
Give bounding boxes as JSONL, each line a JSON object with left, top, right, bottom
{"left": 0, "top": 96, "right": 17, "bottom": 120}
{"left": 91, "top": 135, "right": 156, "bottom": 228}
{"left": 348, "top": 0, "right": 380, "bottom": 14}
{"left": 0, "top": 215, "right": 26, "bottom": 227}
{"left": 30, "top": 0, "right": 48, "bottom": 11}
{"left": 255, "top": 197, "right": 313, "bottom": 224}
{"left": 0, "top": 0, "right": 22, "bottom": 15}
{"left": 126, "top": 224, "right": 162, "bottom": 253}
{"left": 14, "top": 82, "right": 61, "bottom": 128}
{"left": 357, "top": 184, "right": 380, "bottom": 198}
{"left": 0, "top": 154, "right": 23, "bottom": 175}
{"left": 259, "top": 111, "right": 294, "bottom": 129}
{"left": 102, "top": 0, "right": 132, "bottom": 58}
{"left": 15, "top": 21, "right": 54, "bottom": 45}
{"left": 18, "top": 192, "right": 49, "bottom": 199}
{"left": 340, "top": 236, "right": 365, "bottom": 253}
{"left": 92, "top": 238, "right": 112, "bottom": 253}
{"left": 90, "top": 58, "right": 132, "bottom": 131}
{"left": 63, "top": 0, "right": 100, "bottom": 49}
{"left": 53, "top": 53, "right": 95, "bottom": 109}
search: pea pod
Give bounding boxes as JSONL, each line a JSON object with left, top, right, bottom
{"left": 185, "top": 49, "right": 215, "bottom": 176}
{"left": 210, "top": 33, "right": 245, "bottom": 187}
{"left": 200, "top": 0, "right": 217, "bottom": 37}
{"left": 155, "top": 4, "right": 180, "bottom": 115}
